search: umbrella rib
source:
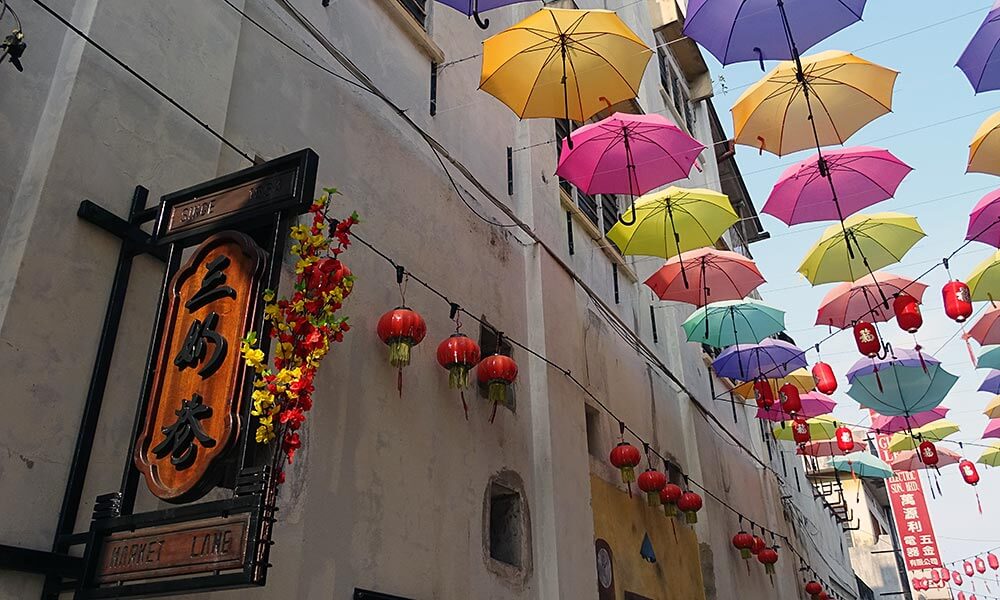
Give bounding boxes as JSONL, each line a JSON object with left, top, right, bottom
{"left": 479, "top": 37, "right": 558, "bottom": 93}
{"left": 804, "top": 86, "right": 846, "bottom": 144}
{"left": 568, "top": 37, "right": 643, "bottom": 97}
{"left": 721, "top": 0, "right": 752, "bottom": 66}
{"left": 807, "top": 73, "right": 894, "bottom": 113}
{"left": 581, "top": 126, "right": 629, "bottom": 194}
{"left": 563, "top": 46, "right": 587, "bottom": 126}
{"left": 515, "top": 43, "right": 565, "bottom": 119}
{"left": 625, "top": 129, "right": 702, "bottom": 181}
{"left": 832, "top": 163, "right": 897, "bottom": 199}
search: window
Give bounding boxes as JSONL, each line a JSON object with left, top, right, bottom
{"left": 489, "top": 481, "right": 524, "bottom": 566}
{"left": 657, "top": 47, "right": 671, "bottom": 97}
{"left": 396, "top": 0, "right": 427, "bottom": 26}
{"left": 585, "top": 405, "right": 602, "bottom": 459}
{"left": 601, "top": 195, "right": 620, "bottom": 236}
{"left": 556, "top": 121, "right": 600, "bottom": 227}
{"left": 478, "top": 320, "right": 515, "bottom": 410}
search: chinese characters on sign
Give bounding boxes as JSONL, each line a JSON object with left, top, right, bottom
{"left": 875, "top": 434, "right": 943, "bottom": 572}
{"left": 135, "top": 232, "right": 266, "bottom": 503}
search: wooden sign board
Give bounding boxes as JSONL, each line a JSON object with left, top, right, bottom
{"left": 134, "top": 231, "right": 266, "bottom": 503}
{"left": 95, "top": 515, "right": 249, "bottom": 584}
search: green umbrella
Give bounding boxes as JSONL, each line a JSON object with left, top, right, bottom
{"left": 832, "top": 452, "right": 893, "bottom": 479}
{"left": 682, "top": 299, "right": 785, "bottom": 348}
{"left": 979, "top": 346, "right": 1000, "bottom": 370}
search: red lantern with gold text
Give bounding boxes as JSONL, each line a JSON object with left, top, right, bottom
{"left": 941, "top": 567, "right": 951, "bottom": 582}
{"left": 436, "top": 333, "right": 481, "bottom": 418}
{"left": 813, "top": 361, "right": 837, "bottom": 394}
{"left": 677, "top": 491, "right": 703, "bottom": 524}
{"left": 894, "top": 293, "right": 923, "bottom": 333}
{"left": 660, "top": 483, "right": 682, "bottom": 517}
{"left": 792, "top": 415, "right": 811, "bottom": 445}
{"left": 853, "top": 321, "right": 881, "bottom": 357}
{"left": 976, "top": 557, "right": 987, "bottom": 574}
{"left": 836, "top": 426, "right": 855, "bottom": 453}
{"left": 965, "top": 561, "right": 975, "bottom": 577}
{"left": 961, "top": 457, "right": 983, "bottom": 514}
{"left": 780, "top": 383, "right": 802, "bottom": 415}
{"left": 377, "top": 307, "right": 427, "bottom": 395}
{"left": 478, "top": 354, "right": 517, "bottom": 421}
{"left": 954, "top": 571, "right": 964, "bottom": 585}
{"left": 919, "top": 440, "right": 939, "bottom": 466}
{"left": 754, "top": 379, "right": 775, "bottom": 409}
{"left": 638, "top": 468, "right": 667, "bottom": 507}
{"left": 732, "top": 531, "right": 754, "bottom": 560}
{"left": 989, "top": 552, "right": 999, "bottom": 571}
{"left": 758, "top": 546, "right": 778, "bottom": 577}
{"left": 944, "top": 280, "right": 974, "bottom": 322}
{"left": 610, "top": 442, "right": 641, "bottom": 485}
{"left": 932, "top": 570, "right": 941, "bottom": 584}
{"left": 804, "top": 581, "right": 822, "bottom": 597}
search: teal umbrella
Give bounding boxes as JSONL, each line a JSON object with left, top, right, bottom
{"left": 978, "top": 346, "right": 1000, "bottom": 370}
{"left": 682, "top": 299, "right": 785, "bottom": 348}
{"left": 846, "top": 349, "right": 958, "bottom": 417}
{"left": 832, "top": 452, "right": 893, "bottom": 479}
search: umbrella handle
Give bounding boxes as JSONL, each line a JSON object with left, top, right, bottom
{"left": 473, "top": 9, "right": 489, "bottom": 29}
{"left": 618, "top": 197, "right": 637, "bottom": 225}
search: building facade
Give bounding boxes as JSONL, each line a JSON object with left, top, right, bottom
{"left": 0, "top": 0, "right": 862, "bottom": 598}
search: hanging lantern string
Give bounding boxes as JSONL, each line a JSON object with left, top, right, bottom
{"left": 346, "top": 228, "right": 848, "bottom": 592}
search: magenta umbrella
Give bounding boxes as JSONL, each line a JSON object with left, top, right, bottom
{"left": 870, "top": 408, "right": 950, "bottom": 435}
{"left": 984, "top": 418, "right": 1000, "bottom": 440}
{"left": 816, "top": 272, "right": 928, "bottom": 329}
{"left": 966, "top": 189, "right": 1000, "bottom": 247}
{"left": 756, "top": 391, "right": 837, "bottom": 422}
{"left": 890, "top": 446, "right": 961, "bottom": 471}
{"left": 969, "top": 308, "right": 1000, "bottom": 346}
{"left": 644, "top": 248, "right": 765, "bottom": 306}
{"left": 556, "top": 112, "right": 705, "bottom": 224}
{"left": 763, "top": 147, "right": 912, "bottom": 225}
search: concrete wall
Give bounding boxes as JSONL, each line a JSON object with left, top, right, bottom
{"left": 0, "top": 0, "right": 859, "bottom": 599}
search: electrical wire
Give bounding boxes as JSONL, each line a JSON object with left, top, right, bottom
{"left": 0, "top": 0, "right": 22, "bottom": 30}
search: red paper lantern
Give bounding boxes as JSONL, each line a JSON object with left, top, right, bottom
{"left": 919, "top": 440, "right": 939, "bottom": 466}
{"left": 792, "top": 415, "right": 811, "bottom": 444}
{"left": 932, "top": 570, "right": 941, "bottom": 583}
{"left": 971, "top": 595, "right": 978, "bottom": 600}
{"left": 609, "top": 442, "right": 641, "bottom": 484}
{"left": 754, "top": 379, "right": 775, "bottom": 409}
{"left": 780, "top": 383, "right": 802, "bottom": 415}
{"left": 941, "top": 567, "right": 951, "bottom": 582}
{"left": 894, "top": 293, "right": 923, "bottom": 333}
{"left": 676, "top": 491, "right": 703, "bottom": 524}
{"left": 436, "top": 334, "right": 481, "bottom": 389}
{"left": 757, "top": 547, "right": 778, "bottom": 574}
{"left": 750, "top": 536, "right": 765, "bottom": 556}
{"left": 638, "top": 468, "right": 667, "bottom": 506}
{"left": 377, "top": 307, "right": 427, "bottom": 367}
{"left": 732, "top": 531, "right": 754, "bottom": 559}
{"left": 804, "top": 581, "right": 823, "bottom": 596}
{"left": 660, "top": 483, "right": 682, "bottom": 517}
{"left": 976, "top": 557, "right": 987, "bottom": 574}
{"left": 853, "top": 321, "right": 881, "bottom": 357}
{"left": 988, "top": 552, "right": 998, "bottom": 570}
{"left": 912, "top": 578, "right": 924, "bottom": 591}
{"left": 954, "top": 571, "right": 964, "bottom": 585}
{"left": 966, "top": 561, "right": 975, "bottom": 577}
{"left": 958, "top": 592, "right": 967, "bottom": 600}
{"left": 836, "top": 426, "right": 855, "bottom": 453}
{"left": 961, "top": 459, "right": 981, "bottom": 486}
{"left": 944, "top": 280, "right": 974, "bottom": 322}
{"left": 817, "top": 592, "right": 830, "bottom": 600}
{"left": 478, "top": 354, "right": 518, "bottom": 408}
{"left": 812, "top": 361, "right": 837, "bottom": 394}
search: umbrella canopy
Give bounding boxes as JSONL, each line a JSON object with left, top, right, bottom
{"left": 969, "top": 111, "right": 1000, "bottom": 176}
{"left": 436, "top": 0, "right": 535, "bottom": 19}
{"left": 556, "top": 113, "right": 705, "bottom": 198}
{"left": 606, "top": 187, "right": 738, "bottom": 259}
{"left": 967, "top": 250, "right": 1000, "bottom": 301}
{"left": 832, "top": 452, "right": 893, "bottom": 479}
{"left": 797, "top": 213, "right": 925, "bottom": 285}
{"left": 985, "top": 395, "right": 1000, "bottom": 419}
{"left": 978, "top": 346, "right": 1000, "bottom": 370}
{"left": 969, "top": 308, "right": 1000, "bottom": 346}
{"left": 644, "top": 248, "right": 765, "bottom": 306}
{"left": 846, "top": 349, "right": 958, "bottom": 417}
{"left": 985, "top": 418, "right": 1000, "bottom": 440}
{"left": 480, "top": 8, "right": 651, "bottom": 122}
{"left": 981, "top": 370, "right": 1000, "bottom": 394}
{"left": 757, "top": 391, "right": 837, "bottom": 422}
{"left": 967, "top": 189, "right": 1000, "bottom": 248}
{"left": 890, "top": 446, "right": 962, "bottom": 471}
{"left": 797, "top": 437, "right": 860, "bottom": 457}
{"left": 732, "top": 368, "right": 815, "bottom": 400}
{"left": 712, "top": 339, "right": 808, "bottom": 380}
{"left": 764, "top": 147, "right": 912, "bottom": 226}
{"left": 732, "top": 51, "right": 898, "bottom": 157}
{"left": 682, "top": 299, "right": 785, "bottom": 348}
{"left": 957, "top": 2, "right": 1000, "bottom": 93}
{"left": 816, "top": 272, "right": 927, "bottom": 329}
{"left": 977, "top": 442, "right": 1000, "bottom": 467}
{"left": 773, "top": 416, "right": 839, "bottom": 442}
{"left": 871, "top": 408, "right": 951, "bottom": 435}
{"left": 887, "top": 420, "right": 961, "bottom": 452}
{"left": 682, "top": 0, "right": 866, "bottom": 65}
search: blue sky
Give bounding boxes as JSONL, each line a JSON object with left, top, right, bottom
{"left": 706, "top": 0, "right": 1000, "bottom": 577}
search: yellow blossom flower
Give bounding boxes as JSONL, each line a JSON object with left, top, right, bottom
{"left": 243, "top": 348, "right": 265, "bottom": 369}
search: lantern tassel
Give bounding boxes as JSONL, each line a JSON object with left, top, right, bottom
{"left": 966, "top": 335, "right": 978, "bottom": 367}
{"left": 977, "top": 489, "right": 984, "bottom": 514}
{"left": 397, "top": 368, "right": 403, "bottom": 398}
{"left": 916, "top": 344, "right": 928, "bottom": 375}
{"left": 460, "top": 390, "right": 469, "bottom": 421}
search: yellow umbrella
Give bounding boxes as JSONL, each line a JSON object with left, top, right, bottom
{"left": 606, "top": 187, "right": 738, "bottom": 259}
{"left": 968, "top": 250, "right": 1000, "bottom": 302}
{"left": 887, "top": 419, "right": 960, "bottom": 452}
{"left": 798, "top": 212, "right": 925, "bottom": 285}
{"left": 968, "top": 111, "right": 1000, "bottom": 175}
{"left": 733, "top": 369, "right": 815, "bottom": 400}
{"left": 479, "top": 8, "right": 651, "bottom": 123}
{"left": 985, "top": 395, "right": 1000, "bottom": 419}
{"left": 773, "top": 416, "right": 838, "bottom": 441}
{"left": 732, "top": 50, "right": 898, "bottom": 157}
{"left": 977, "top": 442, "right": 1000, "bottom": 467}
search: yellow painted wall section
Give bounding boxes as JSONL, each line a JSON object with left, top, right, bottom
{"left": 590, "top": 475, "right": 707, "bottom": 600}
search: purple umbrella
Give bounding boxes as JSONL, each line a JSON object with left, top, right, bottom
{"left": 435, "top": 0, "right": 537, "bottom": 28}
{"left": 870, "top": 408, "right": 950, "bottom": 434}
{"left": 756, "top": 391, "right": 836, "bottom": 422}
{"left": 958, "top": 1, "right": 1000, "bottom": 93}
{"left": 980, "top": 369, "right": 1000, "bottom": 394}
{"left": 984, "top": 418, "right": 1000, "bottom": 440}
{"left": 763, "top": 147, "right": 912, "bottom": 225}
{"left": 712, "top": 339, "right": 807, "bottom": 380}
{"left": 845, "top": 347, "right": 941, "bottom": 381}
{"left": 682, "top": 0, "right": 866, "bottom": 66}
{"left": 967, "top": 189, "right": 1000, "bottom": 247}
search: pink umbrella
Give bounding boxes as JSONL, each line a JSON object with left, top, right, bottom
{"left": 556, "top": 112, "right": 705, "bottom": 223}
{"left": 644, "top": 248, "right": 765, "bottom": 306}
{"left": 890, "top": 447, "right": 961, "bottom": 471}
{"left": 816, "top": 272, "right": 928, "bottom": 329}
{"left": 763, "top": 147, "right": 913, "bottom": 225}
{"left": 756, "top": 391, "right": 837, "bottom": 422}
{"left": 871, "top": 408, "right": 950, "bottom": 434}
{"left": 969, "top": 307, "right": 1000, "bottom": 346}
{"left": 967, "top": 189, "right": 1000, "bottom": 248}
{"left": 798, "top": 438, "right": 859, "bottom": 458}
{"left": 984, "top": 418, "right": 1000, "bottom": 439}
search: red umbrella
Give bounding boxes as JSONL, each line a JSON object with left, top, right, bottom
{"left": 644, "top": 248, "right": 765, "bottom": 306}
{"left": 889, "top": 447, "right": 961, "bottom": 471}
{"left": 969, "top": 307, "right": 1000, "bottom": 346}
{"left": 797, "top": 438, "right": 859, "bottom": 458}
{"left": 816, "top": 271, "right": 927, "bottom": 329}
